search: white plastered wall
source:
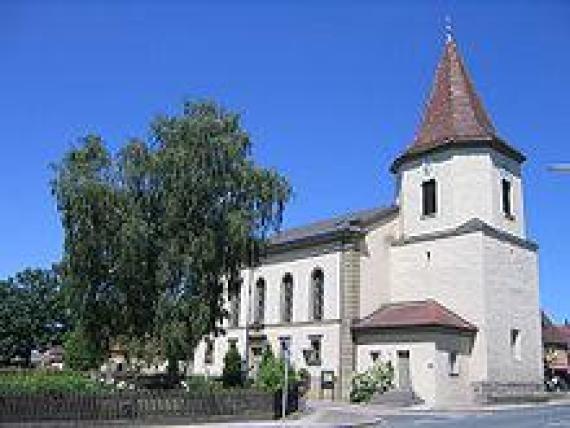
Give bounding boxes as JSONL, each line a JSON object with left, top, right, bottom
{"left": 397, "top": 148, "right": 525, "bottom": 239}
{"left": 389, "top": 232, "right": 487, "bottom": 382}
{"left": 359, "top": 216, "right": 398, "bottom": 318}
{"left": 355, "top": 330, "right": 474, "bottom": 407}
{"left": 356, "top": 336, "right": 437, "bottom": 406}
{"left": 482, "top": 234, "right": 542, "bottom": 383}
{"left": 193, "top": 250, "right": 343, "bottom": 378}
{"left": 251, "top": 251, "right": 341, "bottom": 324}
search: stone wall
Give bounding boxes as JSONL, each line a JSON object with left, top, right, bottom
{"left": 339, "top": 245, "right": 360, "bottom": 400}
{"left": 472, "top": 381, "right": 544, "bottom": 403}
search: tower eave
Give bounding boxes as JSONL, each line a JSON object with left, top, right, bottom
{"left": 390, "top": 136, "right": 526, "bottom": 174}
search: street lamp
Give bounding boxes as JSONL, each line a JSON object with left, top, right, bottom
{"left": 547, "top": 164, "right": 570, "bottom": 173}
{"left": 282, "top": 344, "right": 290, "bottom": 420}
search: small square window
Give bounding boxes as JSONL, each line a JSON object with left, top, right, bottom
{"left": 370, "top": 351, "right": 380, "bottom": 363}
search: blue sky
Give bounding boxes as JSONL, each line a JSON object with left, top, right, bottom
{"left": 0, "top": 1, "right": 568, "bottom": 320}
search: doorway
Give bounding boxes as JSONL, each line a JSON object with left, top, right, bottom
{"left": 397, "top": 350, "right": 411, "bottom": 390}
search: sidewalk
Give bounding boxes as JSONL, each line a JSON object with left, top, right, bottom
{"left": 171, "top": 394, "right": 570, "bottom": 427}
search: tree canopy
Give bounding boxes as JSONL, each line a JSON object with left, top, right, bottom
{"left": 0, "top": 267, "right": 69, "bottom": 365}
{"left": 51, "top": 101, "right": 291, "bottom": 368}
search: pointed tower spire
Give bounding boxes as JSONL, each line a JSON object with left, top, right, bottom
{"left": 391, "top": 30, "right": 525, "bottom": 172}
{"left": 413, "top": 32, "right": 497, "bottom": 148}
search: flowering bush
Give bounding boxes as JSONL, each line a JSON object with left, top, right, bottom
{"left": 350, "top": 360, "right": 394, "bottom": 403}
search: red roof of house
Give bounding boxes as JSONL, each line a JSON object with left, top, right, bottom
{"left": 413, "top": 36, "right": 496, "bottom": 149}
{"left": 353, "top": 299, "right": 477, "bottom": 333}
{"left": 544, "top": 324, "right": 570, "bottom": 346}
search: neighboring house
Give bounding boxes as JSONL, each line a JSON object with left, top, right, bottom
{"left": 192, "top": 32, "right": 543, "bottom": 406}
{"left": 41, "top": 345, "right": 64, "bottom": 370}
{"left": 542, "top": 312, "right": 570, "bottom": 389}
{"left": 101, "top": 343, "right": 172, "bottom": 375}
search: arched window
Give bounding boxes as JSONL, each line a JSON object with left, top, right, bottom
{"left": 281, "top": 273, "right": 294, "bottom": 323}
{"left": 254, "top": 278, "right": 266, "bottom": 324}
{"left": 311, "top": 268, "right": 324, "bottom": 321}
{"left": 228, "top": 280, "right": 241, "bottom": 328}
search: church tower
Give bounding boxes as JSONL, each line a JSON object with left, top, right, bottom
{"left": 391, "top": 32, "right": 527, "bottom": 240}
{"left": 387, "top": 30, "right": 543, "bottom": 403}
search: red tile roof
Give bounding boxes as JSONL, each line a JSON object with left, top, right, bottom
{"left": 544, "top": 324, "right": 570, "bottom": 345}
{"left": 353, "top": 299, "right": 477, "bottom": 332}
{"left": 413, "top": 36, "right": 496, "bottom": 149}
{"left": 390, "top": 36, "right": 525, "bottom": 173}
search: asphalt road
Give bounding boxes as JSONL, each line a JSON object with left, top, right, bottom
{"left": 378, "top": 405, "right": 570, "bottom": 428}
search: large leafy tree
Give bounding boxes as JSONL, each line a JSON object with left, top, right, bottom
{"left": 0, "top": 267, "right": 70, "bottom": 365}
{"left": 51, "top": 101, "right": 291, "bottom": 369}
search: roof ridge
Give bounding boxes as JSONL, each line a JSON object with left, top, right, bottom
{"left": 279, "top": 205, "right": 393, "bottom": 231}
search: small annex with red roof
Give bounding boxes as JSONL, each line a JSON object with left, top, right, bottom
{"left": 353, "top": 300, "right": 477, "bottom": 333}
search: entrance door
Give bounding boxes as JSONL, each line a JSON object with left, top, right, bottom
{"left": 397, "top": 350, "right": 411, "bottom": 390}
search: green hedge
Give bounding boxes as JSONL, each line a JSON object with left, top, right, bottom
{"left": 0, "top": 370, "right": 108, "bottom": 393}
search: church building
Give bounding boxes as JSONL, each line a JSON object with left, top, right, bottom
{"left": 192, "top": 32, "right": 543, "bottom": 407}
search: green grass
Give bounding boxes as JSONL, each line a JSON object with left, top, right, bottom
{"left": 0, "top": 370, "right": 108, "bottom": 393}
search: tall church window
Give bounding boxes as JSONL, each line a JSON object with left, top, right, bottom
{"left": 228, "top": 280, "right": 241, "bottom": 328}
{"left": 422, "top": 179, "right": 437, "bottom": 216}
{"left": 204, "top": 338, "right": 214, "bottom": 365}
{"left": 502, "top": 179, "right": 512, "bottom": 217}
{"left": 254, "top": 278, "right": 266, "bottom": 324}
{"left": 281, "top": 273, "right": 293, "bottom": 323}
{"left": 311, "top": 268, "right": 324, "bottom": 321}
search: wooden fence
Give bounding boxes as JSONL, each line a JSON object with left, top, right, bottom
{"left": 0, "top": 388, "right": 300, "bottom": 423}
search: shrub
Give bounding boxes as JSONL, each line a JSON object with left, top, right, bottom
{"left": 350, "top": 360, "right": 394, "bottom": 403}
{"left": 254, "top": 347, "right": 297, "bottom": 393}
{"left": 222, "top": 346, "right": 243, "bottom": 388}
{"left": 182, "top": 375, "right": 222, "bottom": 392}
{"left": 0, "top": 370, "right": 108, "bottom": 393}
